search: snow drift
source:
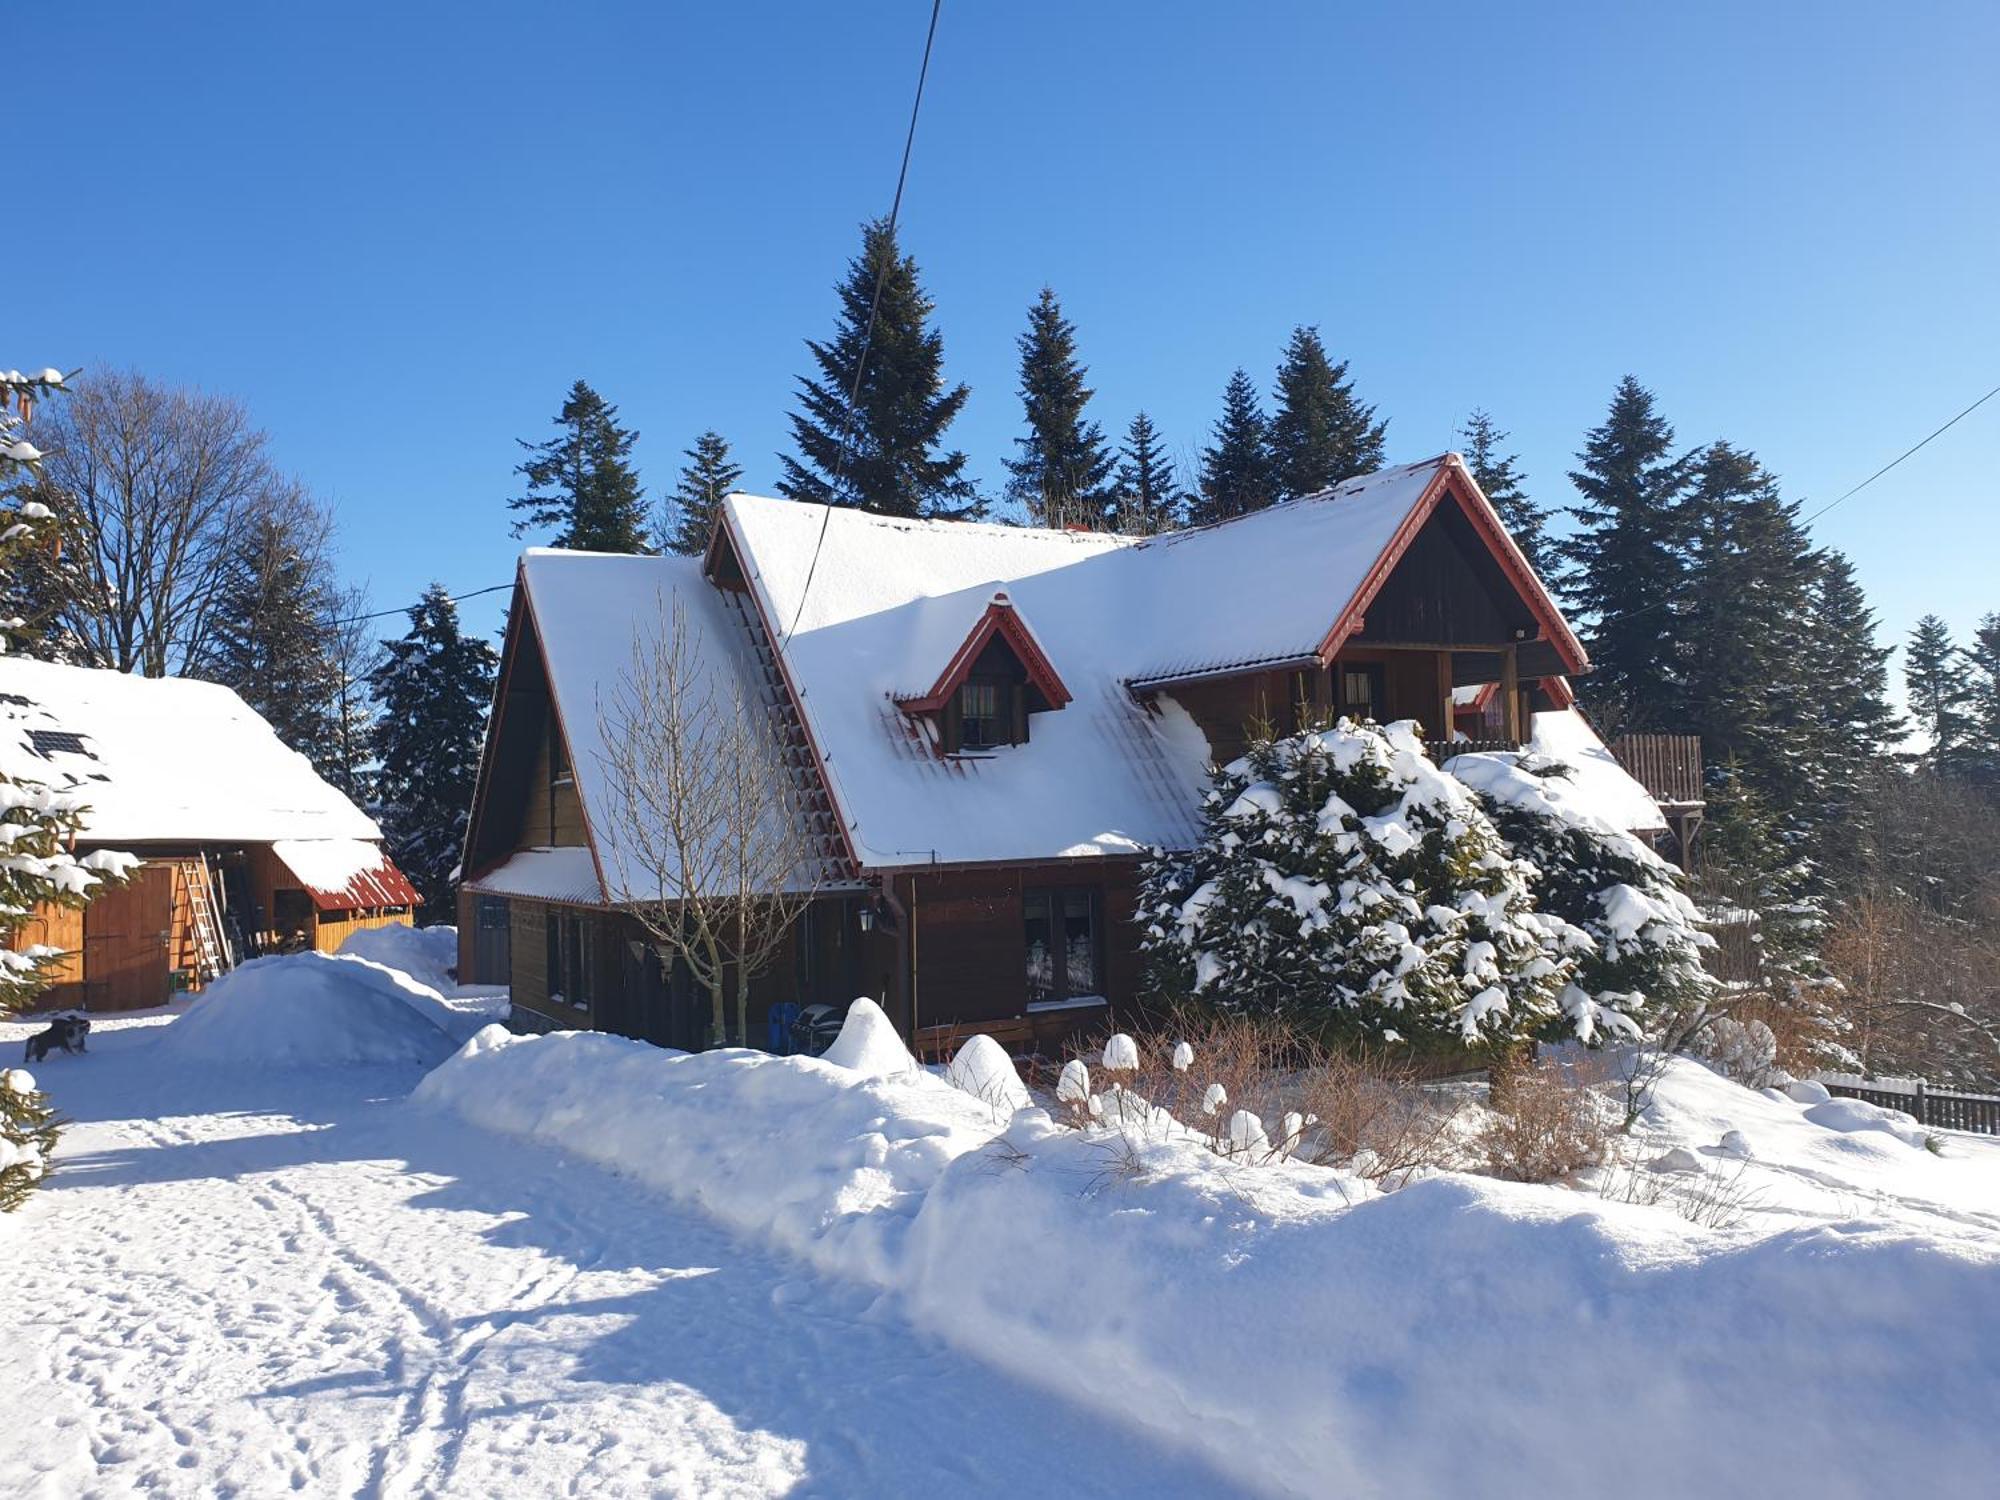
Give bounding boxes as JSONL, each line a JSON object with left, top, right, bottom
{"left": 415, "top": 1020, "right": 2000, "bottom": 1499}
{"left": 160, "top": 953, "right": 461, "bottom": 1068}
{"left": 336, "top": 923, "right": 460, "bottom": 994}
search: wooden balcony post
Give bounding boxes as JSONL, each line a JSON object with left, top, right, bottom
{"left": 1499, "top": 644, "right": 1520, "bottom": 743}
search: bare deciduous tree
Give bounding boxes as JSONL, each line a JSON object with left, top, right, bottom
{"left": 31, "top": 370, "right": 293, "bottom": 676}
{"left": 596, "top": 595, "right": 820, "bottom": 1046}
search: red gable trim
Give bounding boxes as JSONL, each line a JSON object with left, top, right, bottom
{"left": 1314, "top": 456, "right": 1590, "bottom": 674}
{"left": 895, "top": 592, "right": 1074, "bottom": 715}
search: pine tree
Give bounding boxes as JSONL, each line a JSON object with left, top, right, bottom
{"left": 1, "top": 367, "right": 135, "bottom": 1211}
{"left": 368, "top": 584, "right": 499, "bottom": 912}
{"left": 658, "top": 431, "right": 743, "bottom": 556}
{"left": 1112, "top": 411, "right": 1183, "bottom": 534}
{"left": 1140, "top": 720, "right": 1570, "bottom": 1050}
{"left": 1192, "top": 370, "right": 1274, "bottom": 526}
{"left": 1004, "top": 287, "right": 1116, "bottom": 528}
{"left": 194, "top": 508, "right": 345, "bottom": 778}
{"left": 508, "top": 380, "right": 650, "bottom": 552}
{"left": 1966, "top": 612, "right": 2000, "bottom": 787}
{"left": 1559, "top": 376, "right": 1691, "bottom": 726}
{"left": 0, "top": 474, "right": 88, "bottom": 663}
{"left": 1800, "top": 552, "right": 1903, "bottom": 870}
{"left": 1458, "top": 409, "right": 1549, "bottom": 575}
{"left": 1267, "top": 327, "right": 1386, "bottom": 498}
{"left": 1906, "top": 614, "right": 1974, "bottom": 773}
{"left": 777, "top": 219, "right": 979, "bottom": 519}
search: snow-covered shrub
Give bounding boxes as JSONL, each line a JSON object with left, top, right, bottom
{"left": 0, "top": 1067, "right": 58, "bottom": 1212}
{"left": 1476, "top": 1055, "right": 1613, "bottom": 1183}
{"left": 1448, "top": 747, "right": 1718, "bottom": 1044}
{"left": 1141, "top": 718, "right": 1571, "bottom": 1050}
{"left": 1697, "top": 1016, "right": 1781, "bottom": 1091}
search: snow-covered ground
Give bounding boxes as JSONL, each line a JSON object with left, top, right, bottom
{"left": 0, "top": 1006, "right": 1236, "bottom": 1498}
{"left": 5, "top": 966, "right": 1999, "bottom": 1499}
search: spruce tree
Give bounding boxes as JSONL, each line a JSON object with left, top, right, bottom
{"left": 777, "top": 218, "right": 978, "bottom": 519}
{"left": 195, "top": 508, "right": 344, "bottom": 777}
{"left": 1458, "top": 409, "right": 1549, "bottom": 575}
{"left": 658, "top": 431, "right": 743, "bottom": 556}
{"left": 1112, "top": 411, "right": 1183, "bottom": 534}
{"left": 509, "top": 380, "right": 650, "bottom": 552}
{"left": 1906, "top": 614, "right": 1973, "bottom": 772}
{"left": 1004, "top": 287, "right": 1116, "bottom": 528}
{"left": 1800, "top": 551, "right": 1903, "bottom": 872}
{"left": 1, "top": 367, "right": 135, "bottom": 1211}
{"left": 0, "top": 474, "right": 87, "bottom": 663}
{"left": 1559, "top": 376, "right": 1691, "bottom": 726}
{"left": 368, "top": 584, "right": 499, "bottom": 912}
{"left": 1966, "top": 612, "right": 2000, "bottom": 786}
{"left": 1267, "top": 326, "right": 1386, "bottom": 497}
{"left": 1140, "top": 719, "right": 1569, "bottom": 1049}
{"left": 1192, "top": 370, "right": 1274, "bottom": 526}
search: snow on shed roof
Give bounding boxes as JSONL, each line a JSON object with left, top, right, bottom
{"left": 0, "top": 657, "right": 380, "bottom": 845}
{"left": 269, "top": 839, "right": 422, "bottom": 911}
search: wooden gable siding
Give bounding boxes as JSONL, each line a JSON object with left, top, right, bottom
{"left": 463, "top": 592, "right": 590, "bottom": 881}
{"left": 1353, "top": 502, "right": 1536, "bottom": 648}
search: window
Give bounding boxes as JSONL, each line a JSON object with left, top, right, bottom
{"left": 1024, "top": 887, "right": 1101, "bottom": 1005}
{"left": 550, "top": 720, "right": 573, "bottom": 786}
{"left": 1339, "top": 664, "right": 1385, "bottom": 720}
{"left": 545, "top": 910, "right": 593, "bottom": 1011}
{"left": 957, "top": 680, "right": 1002, "bottom": 749}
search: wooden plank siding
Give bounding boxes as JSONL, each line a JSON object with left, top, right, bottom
{"left": 11, "top": 901, "right": 86, "bottom": 1012}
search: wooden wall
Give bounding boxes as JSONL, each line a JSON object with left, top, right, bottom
{"left": 8, "top": 901, "right": 86, "bottom": 1012}
{"left": 896, "top": 862, "right": 1143, "bottom": 1033}
{"left": 311, "top": 910, "right": 411, "bottom": 955}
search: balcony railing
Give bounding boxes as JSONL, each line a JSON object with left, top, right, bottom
{"left": 1610, "top": 733, "right": 1705, "bottom": 807}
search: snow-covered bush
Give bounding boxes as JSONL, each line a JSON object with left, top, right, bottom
{"left": 0, "top": 1067, "right": 58, "bottom": 1212}
{"left": 1697, "top": 1015, "right": 1782, "bottom": 1091}
{"left": 1141, "top": 718, "right": 1571, "bottom": 1049}
{"left": 1448, "top": 747, "right": 1718, "bottom": 1044}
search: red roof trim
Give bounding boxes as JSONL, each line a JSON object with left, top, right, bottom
{"left": 895, "top": 593, "right": 1074, "bottom": 714}
{"left": 1314, "top": 456, "right": 1590, "bottom": 674}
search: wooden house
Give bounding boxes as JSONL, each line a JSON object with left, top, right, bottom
{"left": 0, "top": 659, "right": 419, "bottom": 1010}
{"left": 457, "top": 453, "right": 1693, "bottom": 1054}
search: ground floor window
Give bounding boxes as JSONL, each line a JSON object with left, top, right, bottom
{"left": 546, "top": 910, "right": 594, "bottom": 1011}
{"left": 473, "top": 896, "right": 510, "bottom": 983}
{"left": 1024, "top": 887, "right": 1100, "bottom": 1004}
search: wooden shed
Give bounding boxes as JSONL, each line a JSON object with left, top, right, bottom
{"left": 0, "top": 659, "right": 419, "bottom": 1012}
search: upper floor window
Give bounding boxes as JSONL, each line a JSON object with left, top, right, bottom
{"left": 550, "top": 720, "right": 573, "bottom": 786}
{"left": 958, "top": 679, "right": 1004, "bottom": 749}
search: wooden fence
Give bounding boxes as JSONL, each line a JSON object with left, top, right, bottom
{"left": 1609, "top": 733, "right": 1705, "bottom": 806}
{"left": 1822, "top": 1080, "right": 2000, "bottom": 1136}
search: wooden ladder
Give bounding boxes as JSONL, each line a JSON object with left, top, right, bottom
{"left": 181, "top": 854, "right": 235, "bottom": 985}
{"left": 723, "top": 592, "right": 856, "bottom": 883}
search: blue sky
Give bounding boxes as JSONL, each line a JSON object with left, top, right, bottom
{"left": 15, "top": 2, "right": 1998, "bottom": 667}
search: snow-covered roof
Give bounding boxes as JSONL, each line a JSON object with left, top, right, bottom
{"left": 460, "top": 845, "right": 606, "bottom": 906}
{"left": 505, "top": 456, "right": 1610, "bottom": 874}
{"left": 269, "top": 839, "right": 421, "bottom": 911}
{"left": 0, "top": 658, "right": 382, "bottom": 846}
{"left": 513, "top": 549, "right": 827, "bottom": 902}
{"left": 1445, "top": 709, "right": 1669, "bottom": 835}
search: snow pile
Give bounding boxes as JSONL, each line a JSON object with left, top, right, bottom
{"left": 337, "top": 923, "right": 461, "bottom": 995}
{"left": 158, "top": 954, "right": 460, "bottom": 1068}
{"left": 944, "top": 1033, "right": 1032, "bottom": 1111}
{"left": 819, "top": 997, "right": 916, "bottom": 1078}
{"left": 418, "top": 1031, "right": 2000, "bottom": 1499}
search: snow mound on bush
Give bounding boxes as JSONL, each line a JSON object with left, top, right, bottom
{"left": 337, "top": 923, "right": 458, "bottom": 992}
{"left": 158, "top": 953, "right": 458, "bottom": 1067}
{"left": 945, "top": 1034, "right": 1030, "bottom": 1111}
{"left": 820, "top": 997, "right": 914, "bottom": 1078}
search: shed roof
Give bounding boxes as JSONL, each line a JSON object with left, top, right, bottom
{"left": 0, "top": 658, "right": 382, "bottom": 846}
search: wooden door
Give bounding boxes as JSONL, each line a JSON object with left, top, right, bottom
{"left": 83, "top": 864, "right": 174, "bottom": 1011}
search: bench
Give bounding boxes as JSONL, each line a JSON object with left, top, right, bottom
{"left": 914, "top": 1017, "right": 1037, "bottom": 1064}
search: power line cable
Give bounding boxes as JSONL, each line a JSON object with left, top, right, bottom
{"left": 782, "top": 0, "right": 945, "bottom": 645}
{"left": 1799, "top": 380, "right": 2000, "bottom": 526}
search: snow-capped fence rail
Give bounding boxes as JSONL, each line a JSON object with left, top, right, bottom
{"left": 1823, "top": 1078, "right": 2000, "bottom": 1136}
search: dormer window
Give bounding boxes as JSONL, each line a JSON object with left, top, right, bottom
{"left": 896, "top": 589, "right": 1073, "bottom": 758}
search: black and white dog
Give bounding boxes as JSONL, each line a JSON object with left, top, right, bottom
{"left": 23, "top": 1014, "right": 90, "bottom": 1065}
